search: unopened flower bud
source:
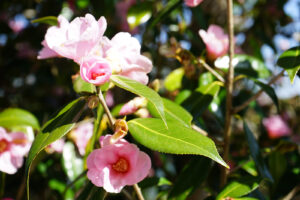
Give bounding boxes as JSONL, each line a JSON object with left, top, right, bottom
{"left": 110, "top": 119, "right": 128, "bottom": 144}
{"left": 88, "top": 96, "right": 99, "bottom": 109}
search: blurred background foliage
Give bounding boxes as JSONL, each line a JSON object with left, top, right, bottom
{"left": 1, "top": 0, "right": 300, "bottom": 199}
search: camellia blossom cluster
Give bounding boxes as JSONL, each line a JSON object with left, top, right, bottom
{"left": 263, "top": 115, "right": 291, "bottom": 139}
{"left": 184, "top": 0, "right": 203, "bottom": 7}
{"left": 38, "top": 14, "right": 153, "bottom": 85}
{"left": 0, "top": 127, "right": 31, "bottom": 174}
{"left": 199, "top": 24, "right": 229, "bottom": 60}
{"left": 87, "top": 134, "right": 151, "bottom": 193}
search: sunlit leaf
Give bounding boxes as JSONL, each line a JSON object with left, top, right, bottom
{"left": 277, "top": 46, "right": 300, "bottom": 83}
{"left": 0, "top": 108, "right": 40, "bottom": 130}
{"left": 31, "top": 16, "right": 58, "bottom": 26}
{"left": 243, "top": 122, "right": 273, "bottom": 182}
{"left": 164, "top": 67, "right": 185, "bottom": 91}
{"left": 127, "top": 2, "right": 152, "bottom": 30}
{"left": 73, "top": 76, "right": 96, "bottom": 94}
{"left": 128, "top": 118, "right": 228, "bottom": 168}
{"left": 148, "top": 98, "right": 192, "bottom": 127}
{"left": 110, "top": 75, "right": 167, "bottom": 127}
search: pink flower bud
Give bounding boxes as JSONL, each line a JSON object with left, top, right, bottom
{"left": 80, "top": 57, "right": 112, "bottom": 86}
{"left": 199, "top": 25, "right": 229, "bottom": 60}
{"left": 184, "top": 0, "right": 203, "bottom": 7}
{"left": 263, "top": 115, "right": 291, "bottom": 139}
{"left": 0, "top": 127, "right": 31, "bottom": 174}
{"left": 87, "top": 135, "right": 151, "bottom": 193}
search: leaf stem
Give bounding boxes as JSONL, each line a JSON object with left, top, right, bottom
{"left": 98, "top": 89, "right": 114, "bottom": 129}
{"left": 133, "top": 184, "right": 145, "bottom": 200}
{"left": 233, "top": 70, "right": 284, "bottom": 114}
{"left": 221, "top": 0, "right": 235, "bottom": 187}
{"left": 198, "top": 59, "right": 225, "bottom": 83}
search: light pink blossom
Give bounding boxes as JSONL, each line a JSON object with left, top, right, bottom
{"left": 80, "top": 57, "right": 112, "bottom": 86}
{"left": 46, "top": 139, "right": 65, "bottom": 153}
{"left": 119, "top": 97, "right": 146, "bottom": 116}
{"left": 199, "top": 25, "right": 229, "bottom": 60}
{"left": 103, "top": 32, "right": 153, "bottom": 84}
{"left": 87, "top": 135, "right": 151, "bottom": 193}
{"left": 0, "top": 127, "right": 31, "bottom": 174}
{"left": 263, "top": 115, "right": 291, "bottom": 139}
{"left": 38, "top": 14, "right": 107, "bottom": 61}
{"left": 184, "top": 0, "right": 203, "bottom": 7}
{"left": 69, "top": 121, "right": 93, "bottom": 156}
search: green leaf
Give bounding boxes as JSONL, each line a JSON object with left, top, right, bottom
{"left": 76, "top": 181, "right": 106, "bottom": 200}
{"left": 62, "top": 142, "right": 84, "bottom": 182}
{"left": 216, "top": 177, "right": 260, "bottom": 200}
{"left": 128, "top": 118, "right": 228, "bottom": 168}
{"left": 147, "top": 98, "right": 192, "bottom": 127}
{"left": 169, "top": 158, "right": 212, "bottom": 200}
{"left": 147, "top": 0, "right": 182, "bottom": 29}
{"left": 277, "top": 46, "right": 300, "bottom": 83}
{"left": 31, "top": 16, "right": 58, "bottom": 26}
{"left": 268, "top": 151, "right": 287, "bottom": 184}
{"left": 73, "top": 76, "right": 96, "bottom": 94}
{"left": 26, "top": 98, "right": 86, "bottom": 200}
{"left": 175, "top": 90, "right": 192, "bottom": 104}
{"left": 198, "top": 72, "right": 214, "bottom": 89}
{"left": 127, "top": 2, "right": 152, "bottom": 30}
{"left": 0, "top": 108, "right": 40, "bottom": 130}
{"left": 164, "top": 68, "right": 185, "bottom": 91}
{"left": 253, "top": 79, "right": 279, "bottom": 111}
{"left": 243, "top": 122, "right": 273, "bottom": 182}
{"left": 241, "top": 160, "right": 258, "bottom": 176}
{"left": 182, "top": 81, "right": 222, "bottom": 119}
{"left": 110, "top": 75, "right": 167, "bottom": 127}
{"left": 234, "top": 55, "right": 270, "bottom": 78}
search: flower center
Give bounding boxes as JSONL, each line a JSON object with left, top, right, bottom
{"left": 112, "top": 157, "right": 129, "bottom": 173}
{"left": 0, "top": 139, "right": 8, "bottom": 153}
{"left": 91, "top": 72, "right": 105, "bottom": 80}
{"left": 13, "top": 138, "right": 27, "bottom": 145}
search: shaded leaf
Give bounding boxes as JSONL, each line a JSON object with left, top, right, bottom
{"left": 110, "top": 75, "right": 167, "bottom": 127}
{"left": 31, "top": 16, "right": 58, "bottom": 25}
{"left": 128, "top": 118, "right": 228, "bottom": 168}
{"left": 0, "top": 108, "right": 40, "bottom": 130}
{"left": 26, "top": 98, "right": 86, "bottom": 199}
{"left": 164, "top": 67, "right": 185, "bottom": 91}
{"left": 268, "top": 151, "right": 287, "bottom": 184}
{"left": 234, "top": 55, "right": 270, "bottom": 78}
{"left": 127, "top": 2, "right": 152, "bottom": 30}
{"left": 216, "top": 177, "right": 260, "bottom": 200}
{"left": 169, "top": 157, "right": 212, "bottom": 200}
{"left": 243, "top": 122, "right": 273, "bottom": 182}
{"left": 148, "top": 98, "right": 192, "bottom": 127}
{"left": 277, "top": 46, "right": 300, "bottom": 83}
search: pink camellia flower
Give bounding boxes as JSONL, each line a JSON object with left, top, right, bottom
{"left": 0, "top": 127, "right": 31, "bottom": 174}
{"left": 199, "top": 25, "right": 229, "bottom": 60}
{"left": 184, "top": 0, "right": 203, "bottom": 7}
{"left": 263, "top": 115, "right": 291, "bottom": 139}
{"left": 103, "top": 32, "right": 153, "bottom": 84}
{"left": 119, "top": 97, "right": 146, "bottom": 116}
{"left": 38, "top": 14, "right": 107, "bottom": 61}
{"left": 87, "top": 134, "right": 151, "bottom": 193}
{"left": 80, "top": 57, "right": 112, "bottom": 86}
{"left": 69, "top": 121, "right": 93, "bottom": 156}
{"left": 46, "top": 139, "right": 65, "bottom": 154}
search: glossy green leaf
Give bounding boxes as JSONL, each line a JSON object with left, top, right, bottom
{"left": 243, "top": 122, "right": 273, "bottom": 182}
{"left": 110, "top": 75, "right": 167, "bottom": 127}
{"left": 128, "top": 118, "right": 228, "bottom": 168}
{"left": 127, "top": 2, "right": 152, "bottom": 30}
{"left": 216, "top": 177, "right": 260, "bottom": 200}
{"left": 147, "top": 0, "right": 182, "bottom": 29}
{"left": 182, "top": 81, "right": 221, "bottom": 119}
{"left": 234, "top": 55, "right": 270, "bottom": 78}
{"left": 253, "top": 79, "right": 279, "bottom": 111}
{"left": 164, "top": 68, "right": 185, "bottom": 91}
{"left": 73, "top": 76, "right": 96, "bottom": 94}
{"left": 62, "top": 142, "right": 84, "bottom": 181}
{"left": 277, "top": 46, "right": 300, "bottom": 83}
{"left": 0, "top": 108, "right": 40, "bottom": 130}
{"left": 147, "top": 98, "right": 192, "bottom": 127}
{"left": 26, "top": 98, "right": 86, "bottom": 200}
{"left": 31, "top": 16, "right": 58, "bottom": 25}
{"left": 169, "top": 158, "right": 212, "bottom": 200}
{"left": 175, "top": 90, "right": 192, "bottom": 104}
{"left": 198, "top": 72, "right": 214, "bottom": 89}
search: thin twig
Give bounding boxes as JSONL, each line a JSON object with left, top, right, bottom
{"left": 98, "top": 89, "right": 114, "bottom": 129}
{"left": 133, "top": 184, "right": 145, "bottom": 200}
{"left": 220, "top": 0, "right": 235, "bottom": 187}
{"left": 282, "top": 184, "right": 300, "bottom": 200}
{"left": 233, "top": 70, "right": 284, "bottom": 114}
{"left": 192, "top": 124, "right": 208, "bottom": 136}
{"left": 198, "top": 59, "right": 225, "bottom": 83}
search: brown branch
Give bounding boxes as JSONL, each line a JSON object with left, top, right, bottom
{"left": 198, "top": 59, "right": 225, "bottom": 83}
{"left": 133, "top": 184, "right": 145, "bottom": 200}
{"left": 98, "top": 89, "right": 114, "bottom": 129}
{"left": 233, "top": 70, "right": 284, "bottom": 114}
{"left": 220, "top": 0, "right": 235, "bottom": 187}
